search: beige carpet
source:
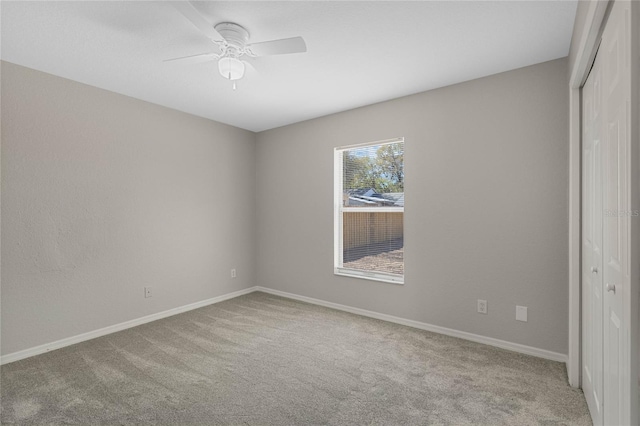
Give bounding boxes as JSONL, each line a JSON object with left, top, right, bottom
{"left": 1, "top": 291, "right": 591, "bottom": 425}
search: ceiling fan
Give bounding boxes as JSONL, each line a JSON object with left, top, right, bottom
{"left": 166, "top": 1, "right": 307, "bottom": 89}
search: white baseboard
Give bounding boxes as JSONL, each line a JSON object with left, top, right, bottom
{"left": 1, "top": 285, "right": 567, "bottom": 366}
{"left": 0, "top": 286, "right": 258, "bottom": 365}
{"left": 255, "top": 286, "right": 568, "bottom": 363}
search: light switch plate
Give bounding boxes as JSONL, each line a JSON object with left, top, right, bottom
{"left": 516, "top": 305, "right": 527, "bottom": 322}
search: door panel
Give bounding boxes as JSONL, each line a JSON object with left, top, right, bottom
{"left": 582, "top": 2, "right": 632, "bottom": 424}
{"left": 602, "top": 1, "right": 630, "bottom": 425}
{"left": 582, "top": 49, "right": 604, "bottom": 425}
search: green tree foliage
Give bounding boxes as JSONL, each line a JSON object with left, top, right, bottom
{"left": 343, "top": 143, "right": 404, "bottom": 193}
{"left": 375, "top": 143, "right": 403, "bottom": 192}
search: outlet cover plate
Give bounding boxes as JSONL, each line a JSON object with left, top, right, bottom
{"left": 477, "top": 299, "right": 488, "bottom": 314}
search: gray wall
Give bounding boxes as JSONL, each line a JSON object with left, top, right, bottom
{"left": 1, "top": 62, "right": 257, "bottom": 355}
{"left": 2, "top": 58, "right": 570, "bottom": 357}
{"left": 256, "top": 58, "right": 569, "bottom": 354}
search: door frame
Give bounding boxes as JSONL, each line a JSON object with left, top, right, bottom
{"left": 630, "top": 3, "right": 640, "bottom": 425}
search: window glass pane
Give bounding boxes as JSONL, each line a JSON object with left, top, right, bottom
{"left": 342, "top": 211, "right": 404, "bottom": 275}
{"left": 342, "top": 143, "right": 404, "bottom": 207}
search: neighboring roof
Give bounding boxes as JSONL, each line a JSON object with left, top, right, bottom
{"left": 380, "top": 193, "right": 404, "bottom": 207}
{"left": 345, "top": 190, "right": 404, "bottom": 207}
{"left": 347, "top": 197, "right": 378, "bottom": 206}
{"left": 346, "top": 188, "right": 376, "bottom": 197}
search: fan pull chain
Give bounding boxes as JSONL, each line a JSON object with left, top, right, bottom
{"left": 226, "top": 71, "right": 237, "bottom": 90}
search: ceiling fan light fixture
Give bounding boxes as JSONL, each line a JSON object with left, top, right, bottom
{"left": 218, "top": 57, "right": 245, "bottom": 81}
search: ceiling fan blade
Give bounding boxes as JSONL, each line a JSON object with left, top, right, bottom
{"left": 246, "top": 36, "right": 306, "bottom": 57}
{"left": 163, "top": 52, "right": 220, "bottom": 65}
{"left": 242, "top": 58, "right": 259, "bottom": 75}
{"left": 169, "top": 1, "right": 225, "bottom": 43}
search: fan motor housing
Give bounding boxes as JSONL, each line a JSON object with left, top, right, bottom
{"left": 215, "top": 22, "right": 250, "bottom": 52}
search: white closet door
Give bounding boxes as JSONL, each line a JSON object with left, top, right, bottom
{"left": 582, "top": 47, "right": 604, "bottom": 426}
{"left": 601, "top": 1, "right": 630, "bottom": 424}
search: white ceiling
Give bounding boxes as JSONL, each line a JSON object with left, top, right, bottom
{"left": 1, "top": 1, "right": 577, "bottom": 132}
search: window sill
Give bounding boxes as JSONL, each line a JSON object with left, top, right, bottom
{"left": 334, "top": 269, "right": 404, "bottom": 285}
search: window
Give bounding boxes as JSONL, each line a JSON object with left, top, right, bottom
{"left": 334, "top": 138, "right": 404, "bottom": 284}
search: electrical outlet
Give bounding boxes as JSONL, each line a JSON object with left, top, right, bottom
{"left": 477, "top": 299, "right": 488, "bottom": 314}
{"left": 516, "top": 305, "right": 528, "bottom": 322}
{"left": 144, "top": 286, "right": 152, "bottom": 298}
{"left": 231, "top": 269, "right": 237, "bottom": 278}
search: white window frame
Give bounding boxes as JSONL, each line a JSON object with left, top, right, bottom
{"left": 333, "top": 137, "right": 405, "bottom": 285}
